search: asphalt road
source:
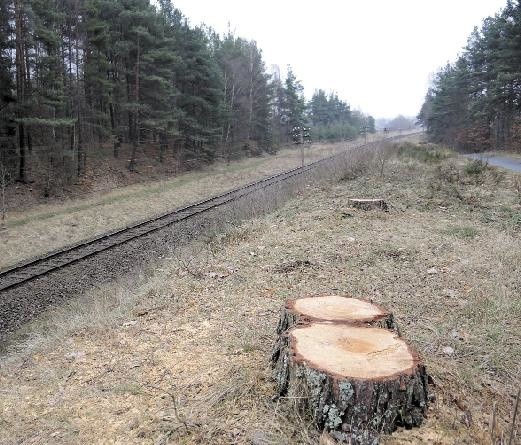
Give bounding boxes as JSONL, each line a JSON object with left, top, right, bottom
{"left": 464, "top": 153, "right": 521, "bottom": 173}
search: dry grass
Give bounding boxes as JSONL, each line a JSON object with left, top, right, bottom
{"left": 1, "top": 140, "right": 519, "bottom": 444}
{"left": 0, "top": 133, "right": 397, "bottom": 270}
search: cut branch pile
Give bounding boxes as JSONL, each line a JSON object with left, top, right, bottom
{"left": 272, "top": 295, "right": 429, "bottom": 444}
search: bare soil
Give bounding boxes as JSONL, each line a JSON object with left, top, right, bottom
{"left": 1, "top": 144, "right": 519, "bottom": 444}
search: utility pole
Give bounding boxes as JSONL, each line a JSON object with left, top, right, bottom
{"left": 361, "top": 119, "right": 368, "bottom": 144}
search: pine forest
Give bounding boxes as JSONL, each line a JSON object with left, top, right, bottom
{"left": 0, "top": 0, "right": 375, "bottom": 195}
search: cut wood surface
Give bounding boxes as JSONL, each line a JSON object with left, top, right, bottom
{"left": 273, "top": 323, "right": 429, "bottom": 444}
{"left": 276, "top": 296, "right": 396, "bottom": 334}
{"left": 292, "top": 324, "right": 416, "bottom": 379}
{"left": 348, "top": 198, "right": 388, "bottom": 211}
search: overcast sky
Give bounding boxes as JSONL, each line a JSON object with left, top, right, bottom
{"left": 172, "top": 0, "right": 508, "bottom": 119}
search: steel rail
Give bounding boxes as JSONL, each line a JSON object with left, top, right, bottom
{"left": 0, "top": 133, "right": 416, "bottom": 292}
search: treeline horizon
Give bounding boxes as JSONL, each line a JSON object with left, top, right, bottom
{"left": 0, "top": 0, "right": 375, "bottom": 194}
{"left": 419, "top": 0, "right": 521, "bottom": 152}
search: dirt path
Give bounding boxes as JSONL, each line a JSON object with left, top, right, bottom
{"left": 1, "top": 144, "right": 519, "bottom": 444}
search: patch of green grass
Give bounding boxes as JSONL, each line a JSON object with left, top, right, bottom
{"left": 500, "top": 206, "right": 521, "bottom": 231}
{"left": 480, "top": 206, "right": 521, "bottom": 231}
{"left": 511, "top": 211, "right": 521, "bottom": 227}
{"left": 480, "top": 211, "right": 496, "bottom": 224}
{"left": 443, "top": 226, "right": 480, "bottom": 239}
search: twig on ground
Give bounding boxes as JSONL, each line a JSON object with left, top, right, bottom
{"left": 145, "top": 383, "right": 188, "bottom": 432}
{"left": 508, "top": 388, "right": 520, "bottom": 445}
{"left": 490, "top": 401, "right": 497, "bottom": 441}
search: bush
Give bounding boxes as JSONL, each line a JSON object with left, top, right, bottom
{"left": 433, "top": 163, "right": 460, "bottom": 184}
{"left": 396, "top": 142, "right": 452, "bottom": 163}
{"left": 464, "top": 159, "right": 488, "bottom": 175}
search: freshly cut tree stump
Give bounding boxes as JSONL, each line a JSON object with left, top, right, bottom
{"left": 276, "top": 296, "right": 396, "bottom": 335}
{"left": 273, "top": 323, "right": 429, "bottom": 445}
{"left": 348, "top": 198, "right": 388, "bottom": 211}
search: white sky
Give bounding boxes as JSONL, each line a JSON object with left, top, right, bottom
{"left": 172, "top": 0, "right": 508, "bottom": 119}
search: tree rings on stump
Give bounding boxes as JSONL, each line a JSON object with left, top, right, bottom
{"left": 276, "top": 296, "right": 396, "bottom": 334}
{"left": 273, "top": 323, "right": 429, "bottom": 444}
{"left": 348, "top": 198, "right": 388, "bottom": 211}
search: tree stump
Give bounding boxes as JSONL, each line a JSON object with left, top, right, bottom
{"left": 348, "top": 199, "right": 388, "bottom": 211}
{"left": 273, "top": 323, "right": 429, "bottom": 444}
{"left": 276, "top": 296, "right": 396, "bottom": 335}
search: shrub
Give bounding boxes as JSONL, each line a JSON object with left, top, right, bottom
{"left": 464, "top": 159, "right": 488, "bottom": 175}
{"left": 434, "top": 163, "right": 460, "bottom": 184}
{"left": 396, "top": 142, "right": 452, "bottom": 163}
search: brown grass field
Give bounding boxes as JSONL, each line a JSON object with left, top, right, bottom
{"left": 0, "top": 133, "right": 393, "bottom": 270}
{"left": 0, "top": 140, "right": 520, "bottom": 444}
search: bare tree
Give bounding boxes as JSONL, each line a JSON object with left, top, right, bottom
{"left": 374, "top": 142, "right": 396, "bottom": 177}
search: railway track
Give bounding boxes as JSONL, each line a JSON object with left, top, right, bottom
{"left": 0, "top": 134, "right": 416, "bottom": 294}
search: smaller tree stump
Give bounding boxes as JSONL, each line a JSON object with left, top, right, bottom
{"left": 276, "top": 296, "right": 396, "bottom": 335}
{"left": 273, "top": 323, "right": 429, "bottom": 444}
{"left": 348, "top": 199, "right": 388, "bottom": 211}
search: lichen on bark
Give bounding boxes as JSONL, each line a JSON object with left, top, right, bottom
{"left": 272, "top": 325, "right": 430, "bottom": 445}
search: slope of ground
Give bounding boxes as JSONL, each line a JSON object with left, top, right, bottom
{"left": 0, "top": 142, "right": 519, "bottom": 444}
{"left": 0, "top": 134, "right": 396, "bottom": 270}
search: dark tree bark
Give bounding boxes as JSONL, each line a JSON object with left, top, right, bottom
{"left": 272, "top": 323, "right": 429, "bottom": 445}
{"left": 15, "top": 0, "right": 26, "bottom": 182}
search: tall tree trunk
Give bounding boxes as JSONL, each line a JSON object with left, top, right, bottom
{"left": 109, "top": 101, "right": 120, "bottom": 158}
{"left": 224, "top": 81, "right": 235, "bottom": 164}
{"left": 246, "top": 47, "right": 254, "bottom": 144}
{"left": 126, "top": 73, "right": 133, "bottom": 142}
{"left": 23, "top": 26, "right": 32, "bottom": 154}
{"left": 128, "top": 36, "right": 140, "bottom": 171}
{"left": 221, "top": 71, "right": 227, "bottom": 145}
{"left": 15, "top": 0, "right": 26, "bottom": 182}
{"left": 68, "top": 22, "right": 74, "bottom": 153}
{"left": 76, "top": 32, "right": 83, "bottom": 177}
{"left": 159, "top": 132, "right": 165, "bottom": 163}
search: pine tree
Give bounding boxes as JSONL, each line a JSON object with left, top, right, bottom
{"left": 140, "top": 12, "right": 181, "bottom": 163}
{"left": 0, "top": 0, "right": 16, "bottom": 174}
{"left": 308, "top": 89, "right": 360, "bottom": 141}
{"left": 1, "top": 0, "right": 378, "bottom": 197}
{"left": 420, "top": 1, "right": 521, "bottom": 150}
{"left": 173, "top": 22, "right": 223, "bottom": 163}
